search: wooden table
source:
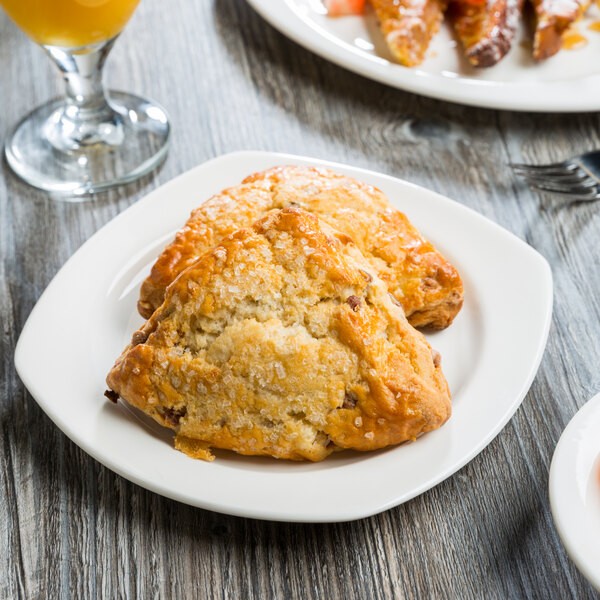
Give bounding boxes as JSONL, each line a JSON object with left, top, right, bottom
{"left": 1, "top": 1, "right": 599, "bottom": 598}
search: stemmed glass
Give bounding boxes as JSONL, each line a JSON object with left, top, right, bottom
{"left": 0, "top": 0, "right": 170, "bottom": 198}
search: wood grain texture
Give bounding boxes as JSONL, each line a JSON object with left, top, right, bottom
{"left": 1, "top": 1, "right": 600, "bottom": 598}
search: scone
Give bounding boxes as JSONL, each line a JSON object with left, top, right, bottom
{"left": 107, "top": 208, "right": 451, "bottom": 462}
{"left": 138, "top": 166, "right": 463, "bottom": 330}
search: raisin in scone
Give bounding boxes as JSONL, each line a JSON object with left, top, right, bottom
{"left": 138, "top": 166, "right": 463, "bottom": 330}
{"left": 107, "top": 209, "right": 451, "bottom": 462}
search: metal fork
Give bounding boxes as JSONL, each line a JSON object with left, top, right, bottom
{"left": 511, "top": 150, "right": 600, "bottom": 201}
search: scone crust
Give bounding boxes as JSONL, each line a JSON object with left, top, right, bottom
{"left": 109, "top": 209, "right": 451, "bottom": 462}
{"left": 138, "top": 166, "right": 463, "bottom": 329}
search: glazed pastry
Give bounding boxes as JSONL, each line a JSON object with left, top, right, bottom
{"left": 448, "top": 0, "right": 524, "bottom": 67}
{"left": 531, "top": 0, "right": 590, "bottom": 60}
{"left": 138, "top": 166, "right": 463, "bottom": 330}
{"left": 369, "top": 0, "right": 447, "bottom": 66}
{"left": 107, "top": 209, "right": 451, "bottom": 462}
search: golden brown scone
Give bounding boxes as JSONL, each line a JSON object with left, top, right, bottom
{"left": 108, "top": 209, "right": 451, "bottom": 462}
{"left": 448, "top": 0, "right": 524, "bottom": 67}
{"left": 531, "top": 0, "right": 590, "bottom": 60}
{"left": 138, "top": 166, "right": 463, "bottom": 330}
{"left": 370, "top": 0, "right": 447, "bottom": 66}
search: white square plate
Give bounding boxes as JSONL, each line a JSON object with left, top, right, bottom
{"left": 246, "top": 0, "right": 600, "bottom": 112}
{"left": 15, "top": 151, "right": 553, "bottom": 522}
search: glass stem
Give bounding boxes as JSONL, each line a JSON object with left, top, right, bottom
{"left": 43, "top": 38, "right": 124, "bottom": 151}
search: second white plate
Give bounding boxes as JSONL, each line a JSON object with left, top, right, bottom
{"left": 550, "top": 393, "right": 600, "bottom": 592}
{"left": 15, "top": 151, "right": 553, "bottom": 522}
{"left": 246, "top": 0, "right": 600, "bottom": 112}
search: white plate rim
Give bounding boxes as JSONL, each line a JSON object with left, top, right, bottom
{"left": 14, "top": 150, "right": 554, "bottom": 522}
{"left": 245, "top": 0, "right": 600, "bottom": 113}
{"left": 549, "top": 392, "right": 600, "bottom": 592}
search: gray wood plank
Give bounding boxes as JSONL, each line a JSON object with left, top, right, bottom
{"left": 1, "top": 0, "right": 600, "bottom": 598}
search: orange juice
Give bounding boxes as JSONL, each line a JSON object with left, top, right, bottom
{"left": 0, "top": 0, "right": 141, "bottom": 47}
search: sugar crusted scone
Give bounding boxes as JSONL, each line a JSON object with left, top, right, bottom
{"left": 138, "top": 166, "right": 463, "bottom": 330}
{"left": 108, "top": 208, "right": 451, "bottom": 462}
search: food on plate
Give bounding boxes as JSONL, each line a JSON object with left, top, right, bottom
{"left": 325, "top": 0, "right": 595, "bottom": 66}
{"left": 138, "top": 165, "right": 463, "bottom": 330}
{"left": 324, "top": 0, "right": 366, "bottom": 15}
{"left": 531, "top": 0, "right": 591, "bottom": 60}
{"left": 448, "top": 0, "right": 524, "bottom": 67}
{"left": 106, "top": 208, "right": 451, "bottom": 462}
{"left": 369, "top": 0, "right": 447, "bottom": 67}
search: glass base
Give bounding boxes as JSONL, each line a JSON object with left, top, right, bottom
{"left": 4, "top": 91, "right": 170, "bottom": 199}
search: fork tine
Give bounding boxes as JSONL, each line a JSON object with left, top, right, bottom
{"left": 511, "top": 164, "right": 578, "bottom": 177}
{"left": 520, "top": 168, "right": 590, "bottom": 184}
{"left": 510, "top": 159, "right": 574, "bottom": 171}
{"left": 525, "top": 182, "right": 598, "bottom": 197}
{"left": 528, "top": 182, "right": 599, "bottom": 200}
{"left": 520, "top": 175, "right": 598, "bottom": 193}
{"left": 553, "top": 191, "right": 600, "bottom": 202}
